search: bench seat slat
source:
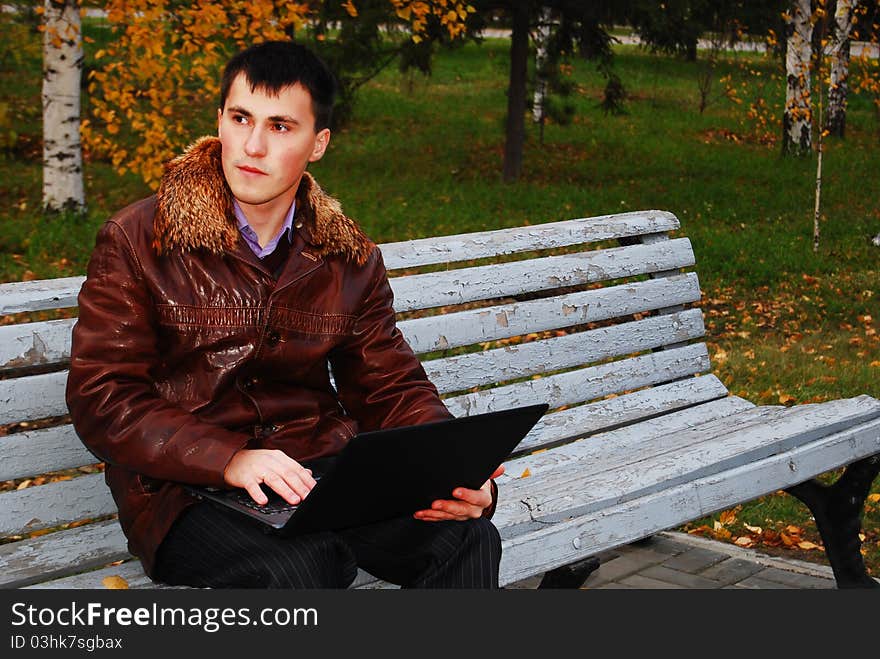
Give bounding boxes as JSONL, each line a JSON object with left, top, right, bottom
{"left": 427, "top": 310, "right": 705, "bottom": 394}
{"left": 389, "top": 239, "right": 695, "bottom": 313}
{"left": 0, "top": 472, "right": 116, "bottom": 537}
{"left": 443, "top": 343, "right": 711, "bottom": 416}
{"left": 0, "top": 425, "right": 94, "bottom": 482}
{"left": 379, "top": 211, "right": 679, "bottom": 269}
{"left": 497, "top": 396, "right": 880, "bottom": 528}
{"left": 400, "top": 273, "right": 702, "bottom": 354}
{"left": 499, "top": 415, "right": 880, "bottom": 584}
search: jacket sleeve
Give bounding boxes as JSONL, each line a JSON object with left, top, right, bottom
{"left": 328, "top": 247, "right": 453, "bottom": 432}
{"left": 328, "top": 248, "right": 498, "bottom": 519}
{"left": 65, "top": 220, "right": 250, "bottom": 487}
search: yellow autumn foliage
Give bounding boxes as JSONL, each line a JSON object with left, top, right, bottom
{"left": 85, "top": 1, "right": 474, "bottom": 187}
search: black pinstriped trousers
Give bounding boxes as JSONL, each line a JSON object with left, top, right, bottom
{"left": 154, "top": 502, "right": 502, "bottom": 589}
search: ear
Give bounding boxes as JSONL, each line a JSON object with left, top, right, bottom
{"left": 217, "top": 107, "right": 223, "bottom": 138}
{"left": 309, "top": 128, "right": 331, "bottom": 163}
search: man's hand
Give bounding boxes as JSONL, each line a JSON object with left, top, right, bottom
{"left": 223, "top": 449, "right": 317, "bottom": 505}
{"left": 413, "top": 465, "right": 504, "bottom": 522}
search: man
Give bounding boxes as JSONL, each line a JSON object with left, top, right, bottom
{"left": 66, "top": 41, "right": 502, "bottom": 589}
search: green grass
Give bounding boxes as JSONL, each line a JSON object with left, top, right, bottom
{"left": 2, "top": 30, "right": 878, "bottom": 575}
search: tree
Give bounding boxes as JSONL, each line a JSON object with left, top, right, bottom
{"left": 41, "top": 0, "right": 85, "bottom": 213}
{"left": 474, "top": 1, "right": 621, "bottom": 182}
{"left": 84, "top": 1, "right": 474, "bottom": 187}
{"left": 827, "top": 0, "right": 859, "bottom": 137}
{"left": 782, "top": 0, "right": 815, "bottom": 155}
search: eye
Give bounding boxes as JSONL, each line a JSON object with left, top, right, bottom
{"left": 231, "top": 114, "right": 249, "bottom": 125}
{"left": 273, "top": 123, "right": 290, "bottom": 132}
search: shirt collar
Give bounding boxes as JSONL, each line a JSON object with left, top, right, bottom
{"left": 232, "top": 199, "right": 297, "bottom": 258}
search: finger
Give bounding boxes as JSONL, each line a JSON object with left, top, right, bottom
{"left": 414, "top": 509, "right": 466, "bottom": 522}
{"left": 263, "top": 473, "right": 301, "bottom": 505}
{"left": 432, "top": 498, "right": 482, "bottom": 519}
{"left": 450, "top": 486, "right": 491, "bottom": 508}
{"left": 489, "top": 464, "right": 505, "bottom": 479}
{"left": 244, "top": 481, "right": 269, "bottom": 505}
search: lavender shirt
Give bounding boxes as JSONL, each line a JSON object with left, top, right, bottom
{"left": 233, "top": 200, "right": 296, "bottom": 258}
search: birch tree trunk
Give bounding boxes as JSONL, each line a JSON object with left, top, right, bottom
{"left": 826, "top": 0, "right": 857, "bottom": 138}
{"left": 532, "top": 7, "right": 553, "bottom": 125}
{"left": 782, "top": 0, "right": 814, "bottom": 156}
{"left": 42, "top": 0, "right": 85, "bottom": 213}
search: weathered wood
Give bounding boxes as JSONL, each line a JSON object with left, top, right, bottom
{"left": 426, "top": 311, "right": 706, "bottom": 394}
{"left": 389, "top": 239, "right": 695, "bottom": 313}
{"left": 497, "top": 397, "right": 880, "bottom": 528}
{"left": 400, "top": 274, "right": 701, "bottom": 354}
{"left": 498, "top": 417, "right": 880, "bottom": 584}
{"left": 379, "top": 211, "right": 679, "bottom": 269}
{"left": 0, "top": 276, "right": 84, "bottom": 315}
{"left": 0, "top": 519, "right": 128, "bottom": 589}
{"left": 442, "top": 343, "right": 710, "bottom": 416}
{"left": 0, "top": 370, "right": 68, "bottom": 425}
{"left": 0, "top": 425, "right": 95, "bottom": 482}
{"left": 0, "top": 273, "right": 702, "bottom": 372}
{"left": 0, "top": 473, "right": 116, "bottom": 537}
{"left": 0, "top": 318, "right": 76, "bottom": 373}
{"left": 512, "top": 377, "right": 741, "bottom": 456}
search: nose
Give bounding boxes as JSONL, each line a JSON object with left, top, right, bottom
{"left": 244, "top": 126, "right": 267, "bottom": 158}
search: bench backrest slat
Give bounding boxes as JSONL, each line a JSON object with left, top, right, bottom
{"left": 428, "top": 310, "right": 706, "bottom": 394}
{"left": 0, "top": 472, "right": 115, "bottom": 537}
{"left": 443, "top": 343, "right": 710, "bottom": 417}
{"left": 0, "top": 277, "right": 85, "bottom": 315}
{"left": 0, "top": 273, "right": 702, "bottom": 372}
{"left": 0, "top": 371, "right": 68, "bottom": 425}
{"left": 390, "top": 239, "right": 695, "bottom": 312}
{"left": 379, "top": 210, "right": 679, "bottom": 269}
{"left": 0, "top": 425, "right": 90, "bottom": 482}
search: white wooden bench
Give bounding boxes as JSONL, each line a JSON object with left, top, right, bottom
{"left": 2, "top": 210, "right": 879, "bottom": 589}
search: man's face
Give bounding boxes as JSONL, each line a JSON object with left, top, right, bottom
{"left": 218, "top": 74, "right": 330, "bottom": 221}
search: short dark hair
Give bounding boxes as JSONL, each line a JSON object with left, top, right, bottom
{"left": 220, "top": 41, "right": 337, "bottom": 131}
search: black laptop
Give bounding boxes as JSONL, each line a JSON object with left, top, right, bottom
{"left": 186, "top": 403, "right": 548, "bottom": 536}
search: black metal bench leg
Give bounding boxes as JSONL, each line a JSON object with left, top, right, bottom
{"left": 537, "top": 556, "right": 601, "bottom": 589}
{"left": 784, "top": 454, "right": 880, "bottom": 589}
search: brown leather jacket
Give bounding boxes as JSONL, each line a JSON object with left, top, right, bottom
{"left": 66, "top": 137, "right": 471, "bottom": 578}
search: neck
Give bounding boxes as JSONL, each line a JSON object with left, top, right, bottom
{"left": 236, "top": 194, "right": 295, "bottom": 248}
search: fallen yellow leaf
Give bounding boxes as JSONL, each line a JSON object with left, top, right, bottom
{"left": 868, "top": 494, "right": 880, "bottom": 503}
{"left": 719, "top": 509, "right": 737, "bottom": 525}
{"left": 519, "top": 468, "right": 531, "bottom": 479}
{"left": 734, "top": 536, "right": 755, "bottom": 547}
{"left": 785, "top": 525, "right": 801, "bottom": 534}
{"left": 102, "top": 575, "right": 129, "bottom": 590}
{"left": 797, "top": 541, "right": 820, "bottom": 550}
{"left": 744, "top": 523, "right": 763, "bottom": 534}
{"left": 779, "top": 393, "right": 797, "bottom": 405}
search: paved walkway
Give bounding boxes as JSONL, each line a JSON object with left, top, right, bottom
{"left": 508, "top": 531, "right": 851, "bottom": 589}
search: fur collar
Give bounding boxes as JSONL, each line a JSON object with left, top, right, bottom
{"left": 153, "top": 136, "right": 372, "bottom": 265}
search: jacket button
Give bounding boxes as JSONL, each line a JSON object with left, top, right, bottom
{"left": 266, "top": 330, "right": 280, "bottom": 346}
{"left": 242, "top": 377, "right": 258, "bottom": 391}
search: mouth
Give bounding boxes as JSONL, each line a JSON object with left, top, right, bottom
{"left": 236, "top": 164, "right": 268, "bottom": 176}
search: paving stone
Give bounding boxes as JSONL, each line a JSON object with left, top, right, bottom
{"left": 639, "top": 565, "right": 722, "bottom": 589}
{"left": 736, "top": 575, "right": 796, "bottom": 589}
{"left": 635, "top": 535, "right": 690, "bottom": 557}
{"left": 618, "top": 573, "right": 687, "bottom": 589}
{"left": 582, "top": 547, "right": 670, "bottom": 586}
{"left": 660, "top": 546, "right": 729, "bottom": 573}
{"left": 698, "top": 557, "right": 764, "bottom": 586}
{"left": 751, "top": 567, "right": 834, "bottom": 589}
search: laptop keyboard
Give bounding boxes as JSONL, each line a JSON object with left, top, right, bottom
{"left": 231, "top": 491, "right": 300, "bottom": 515}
